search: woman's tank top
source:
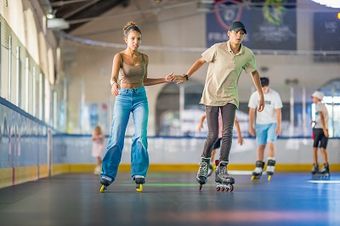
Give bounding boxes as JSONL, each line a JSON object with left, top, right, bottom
{"left": 119, "top": 53, "right": 146, "bottom": 86}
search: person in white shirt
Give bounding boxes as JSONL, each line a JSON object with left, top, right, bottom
{"left": 311, "top": 91, "right": 330, "bottom": 176}
{"left": 248, "top": 77, "right": 282, "bottom": 180}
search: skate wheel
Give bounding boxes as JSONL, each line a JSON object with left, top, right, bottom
{"left": 136, "top": 184, "right": 143, "bottom": 192}
{"left": 199, "top": 184, "right": 203, "bottom": 191}
{"left": 224, "top": 184, "right": 232, "bottom": 192}
{"left": 99, "top": 185, "right": 106, "bottom": 193}
{"left": 216, "top": 186, "right": 220, "bottom": 191}
{"left": 229, "top": 184, "right": 234, "bottom": 192}
{"left": 251, "top": 176, "right": 255, "bottom": 181}
{"left": 268, "top": 175, "right": 272, "bottom": 181}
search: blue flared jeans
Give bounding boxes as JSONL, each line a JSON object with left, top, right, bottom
{"left": 101, "top": 87, "right": 149, "bottom": 181}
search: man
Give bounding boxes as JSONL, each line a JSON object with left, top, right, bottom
{"left": 248, "top": 77, "right": 282, "bottom": 181}
{"left": 176, "top": 21, "right": 265, "bottom": 191}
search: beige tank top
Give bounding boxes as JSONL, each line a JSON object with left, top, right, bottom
{"left": 119, "top": 53, "right": 146, "bottom": 85}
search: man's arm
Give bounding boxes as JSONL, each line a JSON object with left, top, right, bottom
{"left": 175, "top": 57, "right": 206, "bottom": 84}
{"left": 234, "top": 118, "right": 244, "bottom": 145}
{"left": 197, "top": 114, "right": 207, "bottom": 132}
{"left": 248, "top": 108, "right": 256, "bottom": 136}
{"left": 250, "top": 70, "right": 265, "bottom": 112}
{"left": 275, "top": 108, "right": 282, "bottom": 135}
{"left": 320, "top": 111, "right": 329, "bottom": 137}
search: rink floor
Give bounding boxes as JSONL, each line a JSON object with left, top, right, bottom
{"left": 0, "top": 172, "right": 339, "bottom": 226}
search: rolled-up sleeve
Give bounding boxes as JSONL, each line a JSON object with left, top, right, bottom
{"left": 201, "top": 44, "right": 216, "bottom": 63}
{"left": 243, "top": 51, "right": 257, "bottom": 74}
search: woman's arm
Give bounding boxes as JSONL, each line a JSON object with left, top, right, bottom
{"left": 110, "top": 53, "right": 122, "bottom": 96}
{"left": 143, "top": 54, "right": 174, "bottom": 86}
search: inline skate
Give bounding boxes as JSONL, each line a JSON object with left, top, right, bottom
{"left": 215, "top": 161, "right": 234, "bottom": 192}
{"left": 196, "top": 157, "right": 210, "bottom": 191}
{"left": 251, "top": 160, "right": 265, "bottom": 181}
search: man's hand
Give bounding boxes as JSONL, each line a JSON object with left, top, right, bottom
{"left": 173, "top": 75, "right": 187, "bottom": 84}
{"left": 248, "top": 127, "right": 256, "bottom": 136}
{"left": 258, "top": 95, "right": 265, "bottom": 112}
{"left": 237, "top": 136, "right": 244, "bottom": 145}
{"left": 324, "top": 129, "right": 329, "bottom": 138}
{"left": 275, "top": 126, "right": 281, "bottom": 136}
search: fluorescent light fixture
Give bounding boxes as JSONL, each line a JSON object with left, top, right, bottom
{"left": 46, "top": 13, "right": 55, "bottom": 19}
{"left": 47, "top": 18, "right": 69, "bottom": 30}
{"left": 310, "top": 0, "right": 340, "bottom": 8}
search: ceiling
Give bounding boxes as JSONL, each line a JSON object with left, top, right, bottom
{"left": 41, "top": 0, "right": 131, "bottom": 32}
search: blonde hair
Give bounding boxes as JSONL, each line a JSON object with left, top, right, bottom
{"left": 123, "top": 21, "right": 141, "bottom": 37}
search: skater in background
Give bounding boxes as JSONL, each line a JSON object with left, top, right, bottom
{"left": 92, "top": 126, "right": 105, "bottom": 175}
{"left": 311, "top": 91, "right": 330, "bottom": 176}
{"left": 175, "top": 21, "right": 264, "bottom": 191}
{"left": 197, "top": 112, "right": 244, "bottom": 175}
{"left": 100, "top": 21, "right": 174, "bottom": 192}
{"left": 248, "top": 77, "right": 282, "bottom": 181}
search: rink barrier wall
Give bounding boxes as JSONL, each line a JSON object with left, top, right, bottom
{"left": 2, "top": 163, "right": 340, "bottom": 188}
{"left": 1, "top": 97, "right": 340, "bottom": 189}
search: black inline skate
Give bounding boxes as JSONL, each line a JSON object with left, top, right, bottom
{"left": 133, "top": 175, "right": 145, "bottom": 192}
{"left": 311, "top": 163, "right": 330, "bottom": 180}
{"left": 318, "top": 163, "right": 330, "bottom": 180}
{"left": 99, "top": 175, "right": 114, "bottom": 193}
{"left": 251, "top": 160, "right": 265, "bottom": 181}
{"left": 266, "top": 159, "right": 276, "bottom": 181}
{"left": 215, "top": 161, "right": 235, "bottom": 192}
{"left": 196, "top": 157, "right": 210, "bottom": 191}
{"left": 207, "top": 164, "right": 214, "bottom": 177}
{"left": 311, "top": 163, "right": 319, "bottom": 175}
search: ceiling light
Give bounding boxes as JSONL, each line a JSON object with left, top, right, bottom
{"left": 310, "top": 0, "right": 340, "bottom": 8}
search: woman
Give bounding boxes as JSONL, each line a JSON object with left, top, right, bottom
{"left": 100, "top": 22, "right": 174, "bottom": 192}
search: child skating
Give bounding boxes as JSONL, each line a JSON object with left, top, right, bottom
{"left": 248, "top": 77, "right": 282, "bottom": 181}
{"left": 311, "top": 91, "right": 330, "bottom": 179}
{"left": 92, "top": 126, "right": 105, "bottom": 175}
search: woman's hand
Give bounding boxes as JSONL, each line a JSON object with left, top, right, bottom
{"left": 111, "top": 83, "right": 119, "bottom": 96}
{"left": 165, "top": 73, "right": 175, "bottom": 83}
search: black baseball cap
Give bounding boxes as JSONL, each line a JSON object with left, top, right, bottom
{"left": 229, "top": 21, "right": 247, "bottom": 34}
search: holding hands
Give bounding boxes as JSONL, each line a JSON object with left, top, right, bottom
{"left": 172, "top": 74, "right": 189, "bottom": 84}
{"left": 164, "top": 73, "right": 190, "bottom": 84}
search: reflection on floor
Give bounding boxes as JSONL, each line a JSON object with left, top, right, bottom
{"left": 0, "top": 172, "right": 339, "bottom": 226}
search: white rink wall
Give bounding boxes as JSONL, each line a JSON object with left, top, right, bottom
{"left": 60, "top": 137, "right": 340, "bottom": 165}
